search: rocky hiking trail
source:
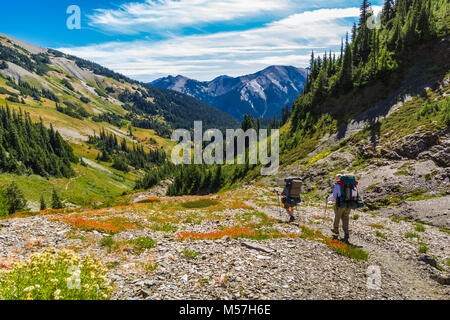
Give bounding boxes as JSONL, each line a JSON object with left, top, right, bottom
{"left": 0, "top": 186, "right": 448, "bottom": 300}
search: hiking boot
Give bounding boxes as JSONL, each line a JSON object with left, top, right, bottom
{"left": 289, "top": 215, "right": 295, "bottom": 223}
{"left": 343, "top": 234, "right": 350, "bottom": 244}
{"left": 331, "top": 229, "right": 339, "bottom": 240}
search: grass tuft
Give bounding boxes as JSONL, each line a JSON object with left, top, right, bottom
{"left": 131, "top": 237, "right": 157, "bottom": 254}
{"left": 375, "top": 231, "right": 388, "bottom": 240}
{"left": 324, "top": 239, "right": 369, "bottom": 261}
{"left": 405, "top": 232, "right": 420, "bottom": 240}
{"left": 414, "top": 223, "right": 426, "bottom": 232}
{"left": 180, "top": 250, "right": 199, "bottom": 259}
{"left": 181, "top": 199, "right": 220, "bottom": 209}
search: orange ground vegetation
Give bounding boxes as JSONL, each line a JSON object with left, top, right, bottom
{"left": 324, "top": 238, "right": 348, "bottom": 250}
{"left": 79, "top": 205, "right": 136, "bottom": 217}
{"left": 137, "top": 197, "right": 161, "bottom": 204}
{"left": 228, "top": 201, "right": 253, "bottom": 210}
{"left": 1, "top": 208, "right": 77, "bottom": 219}
{"left": 53, "top": 216, "right": 138, "bottom": 234}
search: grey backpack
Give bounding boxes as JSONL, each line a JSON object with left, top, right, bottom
{"left": 284, "top": 177, "right": 302, "bottom": 199}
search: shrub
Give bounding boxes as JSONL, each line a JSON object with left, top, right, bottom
{"left": 60, "top": 78, "right": 74, "bottom": 91}
{"left": 418, "top": 244, "right": 429, "bottom": 254}
{"left": 1, "top": 182, "right": 28, "bottom": 215}
{"left": 131, "top": 237, "right": 157, "bottom": 254}
{"left": 6, "top": 95, "right": 20, "bottom": 103}
{"left": 79, "top": 96, "right": 90, "bottom": 104}
{"left": 99, "top": 236, "right": 115, "bottom": 251}
{"left": 0, "top": 249, "right": 112, "bottom": 300}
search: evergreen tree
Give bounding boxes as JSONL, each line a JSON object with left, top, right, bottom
{"left": 0, "top": 106, "right": 77, "bottom": 178}
{"left": 51, "top": 189, "right": 64, "bottom": 209}
{"left": 3, "top": 182, "right": 28, "bottom": 214}
{"left": 0, "top": 194, "right": 8, "bottom": 217}
{"left": 351, "top": 23, "right": 358, "bottom": 42}
{"left": 241, "top": 114, "right": 256, "bottom": 131}
{"left": 212, "top": 166, "right": 222, "bottom": 190}
{"left": 355, "top": 0, "right": 374, "bottom": 63}
{"left": 382, "top": 0, "right": 395, "bottom": 24}
{"left": 40, "top": 195, "right": 47, "bottom": 211}
{"left": 340, "top": 33, "right": 353, "bottom": 90}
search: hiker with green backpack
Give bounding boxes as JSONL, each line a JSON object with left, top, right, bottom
{"left": 327, "top": 174, "right": 364, "bottom": 244}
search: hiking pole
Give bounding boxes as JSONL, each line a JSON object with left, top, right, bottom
{"left": 324, "top": 196, "right": 328, "bottom": 216}
{"left": 276, "top": 191, "right": 282, "bottom": 217}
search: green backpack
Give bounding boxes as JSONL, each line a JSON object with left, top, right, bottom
{"left": 337, "top": 176, "right": 365, "bottom": 209}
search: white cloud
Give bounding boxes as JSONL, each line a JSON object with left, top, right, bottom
{"left": 61, "top": 6, "right": 381, "bottom": 81}
{"left": 88, "top": 0, "right": 291, "bottom": 34}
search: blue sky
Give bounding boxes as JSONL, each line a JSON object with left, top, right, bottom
{"left": 1, "top": 0, "right": 384, "bottom": 82}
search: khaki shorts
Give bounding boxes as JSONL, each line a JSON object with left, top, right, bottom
{"left": 282, "top": 197, "right": 301, "bottom": 209}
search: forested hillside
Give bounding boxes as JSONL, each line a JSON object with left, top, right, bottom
{"left": 288, "top": 0, "right": 449, "bottom": 149}
{"left": 0, "top": 106, "right": 77, "bottom": 178}
{"left": 154, "top": 0, "right": 450, "bottom": 197}
{"left": 0, "top": 33, "right": 236, "bottom": 210}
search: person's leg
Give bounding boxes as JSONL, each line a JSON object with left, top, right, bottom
{"left": 285, "top": 207, "right": 292, "bottom": 216}
{"left": 288, "top": 206, "right": 295, "bottom": 222}
{"left": 342, "top": 209, "right": 351, "bottom": 243}
{"left": 332, "top": 205, "right": 343, "bottom": 239}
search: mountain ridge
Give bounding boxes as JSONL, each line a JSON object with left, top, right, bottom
{"left": 151, "top": 65, "right": 308, "bottom": 120}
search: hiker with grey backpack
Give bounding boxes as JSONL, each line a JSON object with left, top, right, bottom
{"left": 327, "top": 174, "right": 364, "bottom": 244}
{"left": 279, "top": 177, "right": 302, "bottom": 223}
